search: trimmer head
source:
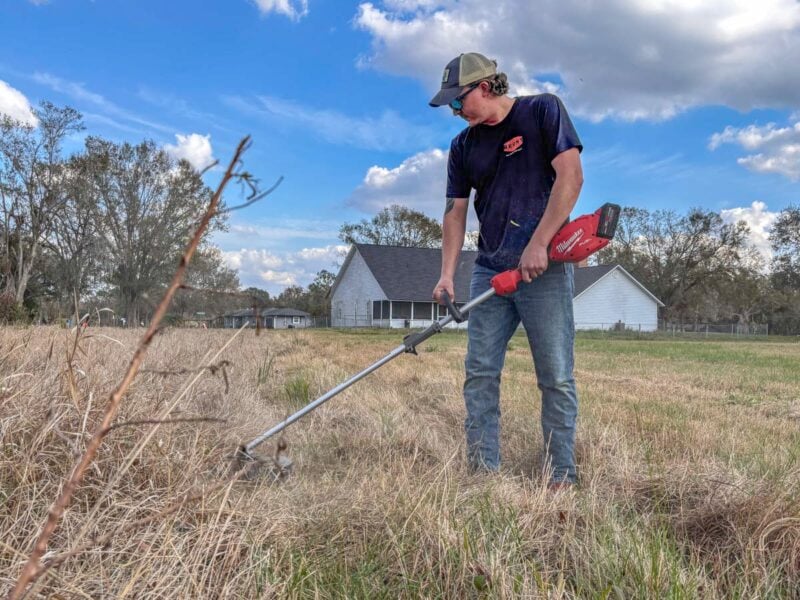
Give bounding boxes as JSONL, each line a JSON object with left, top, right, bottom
{"left": 231, "top": 439, "right": 294, "bottom": 482}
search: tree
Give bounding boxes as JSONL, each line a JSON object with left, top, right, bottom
{"left": 339, "top": 204, "right": 442, "bottom": 247}
{"left": 38, "top": 154, "right": 104, "bottom": 313}
{"left": 276, "top": 285, "right": 307, "bottom": 311}
{"left": 80, "top": 137, "right": 224, "bottom": 324}
{"left": 172, "top": 246, "right": 240, "bottom": 318}
{"left": 0, "top": 102, "right": 83, "bottom": 306}
{"left": 770, "top": 205, "right": 800, "bottom": 292}
{"left": 241, "top": 286, "right": 272, "bottom": 308}
{"left": 769, "top": 205, "right": 800, "bottom": 334}
{"left": 596, "top": 207, "right": 749, "bottom": 321}
{"left": 306, "top": 269, "right": 335, "bottom": 316}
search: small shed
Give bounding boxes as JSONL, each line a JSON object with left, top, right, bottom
{"left": 222, "top": 307, "right": 312, "bottom": 329}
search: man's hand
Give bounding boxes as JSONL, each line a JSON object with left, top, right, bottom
{"left": 433, "top": 277, "right": 455, "bottom": 303}
{"left": 519, "top": 241, "right": 548, "bottom": 282}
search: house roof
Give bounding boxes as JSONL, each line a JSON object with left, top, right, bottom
{"left": 346, "top": 244, "right": 479, "bottom": 302}
{"left": 574, "top": 264, "right": 664, "bottom": 306}
{"left": 573, "top": 264, "right": 617, "bottom": 296}
{"left": 332, "top": 245, "right": 662, "bottom": 305}
{"left": 262, "top": 308, "right": 311, "bottom": 317}
{"left": 224, "top": 307, "right": 311, "bottom": 317}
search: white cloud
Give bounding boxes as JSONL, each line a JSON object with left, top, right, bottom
{"left": 222, "top": 244, "right": 347, "bottom": 293}
{"left": 720, "top": 200, "right": 779, "bottom": 259}
{"left": 224, "top": 94, "right": 437, "bottom": 152}
{"left": 354, "top": 0, "right": 800, "bottom": 121}
{"left": 251, "top": 0, "right": 308, "bottom": 20}
{"left": 33, "top": 72, "right": 173, "bottom": 134}
{"left": 229, "top": 219, "right": 339, "bottom": 243}
{"left": 164, "top": 133, "right": 216, "bottom": 171}
{"left": 709, "top": 120, "right": 800, "bottom": 180}
{"left": 348, "top": 148, "right": 448, "bottom": 217}
{"left": 0, "top": 80, "right": 38, "bottom": 126}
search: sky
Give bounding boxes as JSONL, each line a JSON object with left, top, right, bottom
{"left": 1, "top": 0, "right": 798, "bottom": 294}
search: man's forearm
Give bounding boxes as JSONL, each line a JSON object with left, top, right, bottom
{"left": 441, "top": 199, "right": 467, "bottom": 279}
{"left": 530, "top": 154, "right": 583, "bottom": 249}
{"left": 530, "top": 177, "right": 582, "bottom": 248}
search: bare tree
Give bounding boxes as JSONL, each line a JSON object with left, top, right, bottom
{"left": 171, "top": 246, "right": 240, "bottom": 318}
{"left": 339, "top": 204, "right": 442, "bottom": 248}
{"left": 596, "top": 207, "right": 749, "bottom": 321}
{"left": 39, "top": 154, "right": 103, "bottom": 313}
{"left": 79, "top": 137, "right": 225, "bottom": 324}
{"left": 0, "top": 102, "right": 83, "bottom": 306}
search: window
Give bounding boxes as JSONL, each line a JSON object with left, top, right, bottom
{"left": 392, "top": 301, "right": 411, "bottom": 319}
{"left": 373, "top": 301, "right": 382, "bottom": 319}
{"left": 412, "top": 302, "right": 433, "bottom": 320}
{"left": 292, "top": 316, "right": 301, "bottom": 324}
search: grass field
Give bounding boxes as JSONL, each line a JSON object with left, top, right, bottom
{"left": 1, "top": 326, "right": 799, "bottom": 598}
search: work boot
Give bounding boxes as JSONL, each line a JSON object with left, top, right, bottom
{"left": 547, "top": 480, "right": 574, "bottom": 493}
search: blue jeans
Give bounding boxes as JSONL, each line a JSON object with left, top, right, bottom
{"left": 464, "top": 262, "right": 578, "bottom": 484}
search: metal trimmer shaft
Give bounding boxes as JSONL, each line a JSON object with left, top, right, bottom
{"left": 241, "top": 286, "right": 496, "bottom": 456}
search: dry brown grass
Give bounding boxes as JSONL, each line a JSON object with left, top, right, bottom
{"left": 1, "top": 326, "right": 799, "bottom": 598}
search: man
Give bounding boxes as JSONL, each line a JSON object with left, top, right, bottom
{"left": 430, "top": 53, "right": 584, "bottom": 488}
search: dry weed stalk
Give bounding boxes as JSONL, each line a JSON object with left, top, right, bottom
{"left": 8, "top": 136, "right": 274, "bottom": 600}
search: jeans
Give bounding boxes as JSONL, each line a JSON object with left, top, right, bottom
{"left": 464, "top": 261, "right": 578, "bottom": 484}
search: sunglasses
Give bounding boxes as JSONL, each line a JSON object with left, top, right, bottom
{"left": 449, "top": 82, "right": 481, "bottom": 111}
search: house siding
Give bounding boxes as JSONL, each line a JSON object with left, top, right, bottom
{"left": 331, "top": 251, "right": 386, "bottom": 327}
{"left": 573, "top": 269, "right": 659, "bottom": 331}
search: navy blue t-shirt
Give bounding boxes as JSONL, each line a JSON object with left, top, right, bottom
{"left": 446, "top": 94, "right": 582, "bottom": 271}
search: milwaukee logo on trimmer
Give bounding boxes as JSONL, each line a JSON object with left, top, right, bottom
{"left": 556, "top": 228, "right": 584, "bottom": 254}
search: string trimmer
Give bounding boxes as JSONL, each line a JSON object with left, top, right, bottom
{"left": 236, "top": 203, "right": 620, "bottom": 476}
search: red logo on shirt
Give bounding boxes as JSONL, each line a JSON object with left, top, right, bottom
{"left": 503, "top": 135, "right": 523, "bottom": 154}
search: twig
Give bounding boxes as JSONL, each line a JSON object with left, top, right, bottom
{"left": 8, "top": 136, "right": 262, "bottom": 600}
{"left": 140, "top": 360, "right": 231, "bottom": 392}
{"left": 219, "top": 175, "right": 283, "bottom": 214}
{"left": 105, "top": 416, "right": 226, "bottom": 433}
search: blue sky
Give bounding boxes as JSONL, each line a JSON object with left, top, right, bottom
{"left": 1, "top": 0, "right": 798, "bottom": 293}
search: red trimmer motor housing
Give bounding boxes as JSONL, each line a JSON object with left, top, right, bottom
{"left": 548, "top": 203, "right": 621, "bottom": 263}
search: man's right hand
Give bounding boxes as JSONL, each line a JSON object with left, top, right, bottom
{"left": 433, "top": 277, "right": 455, "bottom": 304}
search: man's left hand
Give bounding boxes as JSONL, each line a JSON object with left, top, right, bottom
{"left": 519, "top": 242, "right": 548, "bottom": 282}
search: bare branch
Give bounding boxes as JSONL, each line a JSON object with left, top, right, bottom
{"left": 105, "top": 416, "right": 227, "bottom": 434}
{"left": 219, "top": 175, "right": 283, "bottom": 214}
{"left": 8, "top": 136, "right": 257, "bottom": 600}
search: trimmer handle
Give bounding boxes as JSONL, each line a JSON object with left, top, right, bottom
{"left": 440, "top": 291, "right": 465, "bottom": 323}
{"left": 490, "top": 269, "right": 522, "bottom": 296}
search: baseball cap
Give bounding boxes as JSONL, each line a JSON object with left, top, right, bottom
{"left": 429, "top": 52, "right": 497, "bottom": 107}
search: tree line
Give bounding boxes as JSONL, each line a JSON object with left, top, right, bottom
{"left": 0, "top": 102, "right": 246, "bottom": 325}
{"left": 340, "top": 203, "right": 800, "bottom": 335}
{"left": 2, "top": 102, "right": 797, "bottom": 332}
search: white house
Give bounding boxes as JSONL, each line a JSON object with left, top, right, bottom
{"left": 329, "top": 244, "right": 663, "bottom": 331}
{"left": 572, "top": 264, "right": 664, "bottom": 331}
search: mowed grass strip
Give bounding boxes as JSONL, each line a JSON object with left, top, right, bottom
{"left": 1, "top": 327, "right": 798, "bottom": 598}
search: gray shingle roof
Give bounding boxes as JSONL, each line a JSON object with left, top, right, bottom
{"left": 352, "top": 244, "right": 623, "bottom": 302}
{"left": 224, "top": 307, "right": 310, "bottom": 317}
{"left": 355, "top": 244, "right": 478, "bottom": 302}
{"left": 573, "top": 264, "right": 617, "bottom": 296}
